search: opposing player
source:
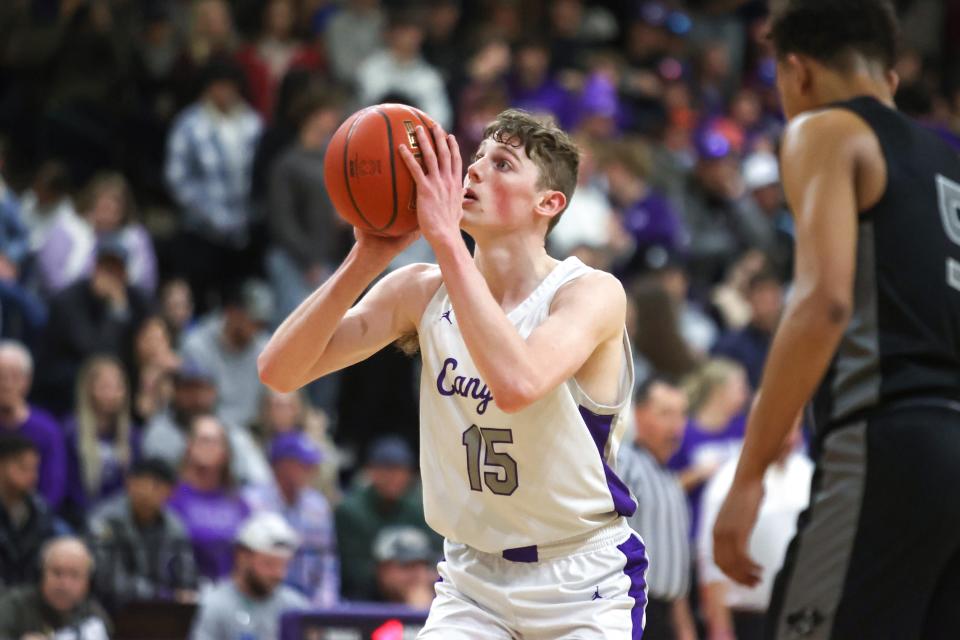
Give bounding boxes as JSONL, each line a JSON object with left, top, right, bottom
{"left": 258, "top": 109, "right": 648, "bottom": 638}
{"left": 712, "top": 1, "right": 960, "bottom": 638}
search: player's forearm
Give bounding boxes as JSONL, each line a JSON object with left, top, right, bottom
{"left": 258, "top": 245, "right": 388, "bottom": 392}
{"left": 432, "top": 237, "right": 540, "bottom": 411}
{"left": 734, "top": 291, "right": 849, "bottom": 483}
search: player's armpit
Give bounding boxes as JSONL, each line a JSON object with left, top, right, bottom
{"left": 498, "top": 271, "right": 626, "bottom": 412}
{"left": 305, "top": 263, "right": 441, "bottom": 380}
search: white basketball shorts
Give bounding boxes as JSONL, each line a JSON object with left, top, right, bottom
{"left": 418, "top": 518, "right": 648, "bottom": 639}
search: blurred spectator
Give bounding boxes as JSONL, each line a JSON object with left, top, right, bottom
{"left": 709, "top": 249, "right": 769, "bottom": 332}
{"left": 236, "top": 0, "right": 324, "bottom": 121}
{"left": 168, "top": 414, "right": 251, "bottom": 582}
{"left": 324, "top": 0, "right": 384, "bottom": 83}
{"left": 88, "top": 458, "right": 197, "bottom": 609}
{"left": 649, "top": 255, "right": 719, "bottom": 355}
{"left": 266, "top": 90, "right": 347, "bottom": 325}
{"left": 698, "top": 423, "right": 812, "bottom": 640}
{"left": 36, "top": 236, "right": 151, "bottom": 415}
{"left": 0, "top": 138, "right": 29, "bottom": 271}
{"left": 548, "top": 138, "right": 617, "bottom": 259}
{"left": 0, "top": 434, "right": 63, "bottom": 588}
{"left": 600, "top": 139, "right": 685, "bottom": 278}
{"left": 159, "top": 277, "right": 196, "bottom": 349}
{"left": 0, "top": 341, "right": 67, "bottom": 510}
{"left": 356, "top": 8, "right": 452, "bottom": 128}
{"left": 190, "top": 511, "right": 309, "bottom": 639}
{"left": 61, "top": 355, "right": 139, "bottom": 528}
{"left": 244, "top": 432, "right": 338, "bottom": 606}
{"left": 454, "top": 39, "right": 512, "bottom": 152}
{"left": 141, "top": 360, "right": 270, "bottom": 486}
{"left": 336, "top": 435, "right": 436, "bottom": 601}
{"left": 712, "top": 268, "right": 784, "bottom": 389}
{"left": 173, "top": 0, "right": 239, "bottom": 107}
{"left": 509, "top": 39, "right": 576, "bottom": 129}
{"left": 371, "top": 526, "right": 438, "bottom": 609}
{"left": 164, "top": 56, "right": 263, "bottom": 310}
{"left": 421, "top": 0, "right": 464, "bottom": 84}
{"left": 741, "top": 150, "right": 794, "bottom": 278}
{"left": 0, "top": 537, "right": 111, "bottom": 639}
{"left": 39, "top": 172, "right": 158, "bottom": 297}
{"left": 628, "top": 276, "right": 700, "bottom": 384}
{"left": 619, "top": 378, "right": 696, "bottom": 640}
{"left": 257, "top": 389, "right": 340, "bottom": 504}
{"left": 669, "top": 359, "right": 750, "bottom": 539}
{"left": 131, "top": 315, "right": 181, "bottom": 422}
{"left": 20, "top": 161, "right": 78, "bottom": 290}
{"left": 142, "top": 360, "right": 218, "bottom": 471}
{"left": 678, "top": 128, "right": 773, "bottom": 291}
{"left": 180, "top": 279, "right": 272, "bottom": 432}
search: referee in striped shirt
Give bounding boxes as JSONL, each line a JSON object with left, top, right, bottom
{"left": 619, "top": 376, "right": 696, "bottom": 640}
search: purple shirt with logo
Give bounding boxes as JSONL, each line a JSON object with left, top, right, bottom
{"left": 168, "top": 482, "right": 250, "bottom": 581}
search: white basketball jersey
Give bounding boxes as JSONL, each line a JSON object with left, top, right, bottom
{"left": 418, "top": 257, "right": 637, "bottom": 553}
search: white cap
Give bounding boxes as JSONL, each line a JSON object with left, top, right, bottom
{"left": 743, "top": 152, "right": 780, "bottom": 190}
{"left": 235, "top": 512, "right": 301, "bottom": 558}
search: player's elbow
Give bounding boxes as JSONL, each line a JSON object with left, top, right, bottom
{"left": 257, "top": 351, "right": 298, "bottom": 394}
{"left": 493, "top": 381, "right": 539, "bottom": 414}
{"left": 798, "top": 287, "right": 853, "bottom": 327}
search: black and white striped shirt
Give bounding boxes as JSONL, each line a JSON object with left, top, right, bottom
{"left": 618, "top": 442, "right": 691, "bottom": 600}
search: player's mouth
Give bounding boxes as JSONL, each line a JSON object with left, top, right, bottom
{"left": 462, "top": 188, "right": 478, "bottom": 204}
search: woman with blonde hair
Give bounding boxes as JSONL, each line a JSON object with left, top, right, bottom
{"left": 62, "top": 355, "right": 138, "bottom": 526}
{"left": 668, "top": 358, "right": 750, "bottom": 537}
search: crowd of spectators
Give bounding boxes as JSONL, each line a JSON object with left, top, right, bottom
{"left": 0, "top": 0, "right": 957, "bottom": 637}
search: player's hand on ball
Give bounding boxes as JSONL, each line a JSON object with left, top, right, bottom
{"left": 398, "top": 123, "right": 463, "bottom": 247}
{"left": 713, "top": 477, "right": 764, "bottom": 587}
{"left": 353, "top": 226, "right": 421, "bottom": 263}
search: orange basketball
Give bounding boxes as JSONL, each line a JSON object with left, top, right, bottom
{"left": 324, "top": 103, "right": 438, "bottom": 237}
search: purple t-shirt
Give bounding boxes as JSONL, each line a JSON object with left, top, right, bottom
{"left": 7, "top": 407, "right": 67, "bottom": 509}
{"left": 621, "top": 191, "right": 685, "bottom": 254}
{"left": 668, "top": 413, "right": 746, "bottom": 538}
{"left": 168, "top": 482, "right": 250, "bottom": 581}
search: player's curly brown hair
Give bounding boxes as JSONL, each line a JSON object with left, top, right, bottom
{"left": 481, "top": 109, "right": 580, "bottom": 235}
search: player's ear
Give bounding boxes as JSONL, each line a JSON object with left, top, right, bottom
{"left": 886, "top": 68, "right": 900, "bottom": 95}
{"left": 535, "top": 190, "right": 566, "bottom": 218}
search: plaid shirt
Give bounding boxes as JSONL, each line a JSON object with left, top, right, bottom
{"left": 165, "top": 101, "right": 262, "bottom": 244}
{"left": 243, "top": 482, "right": 340, "bottom": 607}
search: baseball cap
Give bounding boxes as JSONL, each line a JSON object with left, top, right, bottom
{"left": 269, "top": 432, "right": 322, "bottom": 465}
{"left": 367, "top": 436, "right": 414, "bottom": 468}
{"left": 173, "top": 359, "right": 215, "bottom": 385}
{"left": 743, "top": 151, "right": 780, "bottom": 190}
{"left": 129, "top": 457, "right": 177, "bottom": 485}
{"left": 373, "top": 526, "right": 435, "bottom": 564}
{"left": 235, "top": 512, "right": 301, "bottom": 558}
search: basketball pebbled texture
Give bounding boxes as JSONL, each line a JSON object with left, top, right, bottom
{"left": 324, "top": 103, "right": 437, "bottom": 237}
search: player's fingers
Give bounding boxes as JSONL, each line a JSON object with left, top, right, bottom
{"left": 399, "top": 144, "right": 427, "bottom": 184}
{"left": 432, "top": 124, "right": 451, "bottom": 176}
{"left": 415, "top": 126, "right": 438, "bottom": 175}
{"left": 448, "top": 134, "right": 462, "bottom": 182}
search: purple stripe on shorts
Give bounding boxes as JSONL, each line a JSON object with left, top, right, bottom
{"left": 617, "top": 534, "right": 649, "bottom": 638}
{"left": 579, "top": 406, "right": 638, "bottom": 517}
{"left": 502, "top": 545, "right": 539, "bottom": 562}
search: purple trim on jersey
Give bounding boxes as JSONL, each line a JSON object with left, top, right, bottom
{"left": 502, "top": 545, "right": 539, "bottom": 562}
{"left": 579, "top": 406, "right": 638, "bottom": 517}
{"left": 617, "top": 534, "right": 649, "bottom": 638}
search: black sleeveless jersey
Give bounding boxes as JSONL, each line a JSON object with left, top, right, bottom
{"left": 811, "top": 96, "right": 960, "bottom": 435}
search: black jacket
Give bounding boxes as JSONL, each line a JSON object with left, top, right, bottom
{"left": 0, "top": 493, "right": 60, "bottom": 588}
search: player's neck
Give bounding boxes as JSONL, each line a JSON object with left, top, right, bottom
{"left": 815, "top": 72, "right": 895, "bottom": 111}
{"left": 473, "top": 236, "right": 557, "bottom": 309}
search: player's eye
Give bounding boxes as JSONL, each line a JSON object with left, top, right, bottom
{"left": 495, "top": 159, "right": 510, "bottom": 170}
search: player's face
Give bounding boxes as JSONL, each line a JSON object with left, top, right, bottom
{"left": 462, "top": 138, "right": 549, "bottom": 235}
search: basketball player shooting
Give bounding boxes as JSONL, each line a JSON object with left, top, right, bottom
{"left": 259, "top": 110, "right": 649, "bottom": 638}
{"left": 712, "top": 1, "right": 960, "bottom": 638}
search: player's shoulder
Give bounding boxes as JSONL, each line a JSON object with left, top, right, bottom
{"left": 552, "top": 268, "right": 626, "bottom": 322}
{"left": 376, "top": 262, "right": 443, "bottom": 320}
{"left": 782, "top": 107, "right": 878, "bottom": 159}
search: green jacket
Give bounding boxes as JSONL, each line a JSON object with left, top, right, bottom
{"left": 334, "top": 481, "right": 440, "bottom": 600}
